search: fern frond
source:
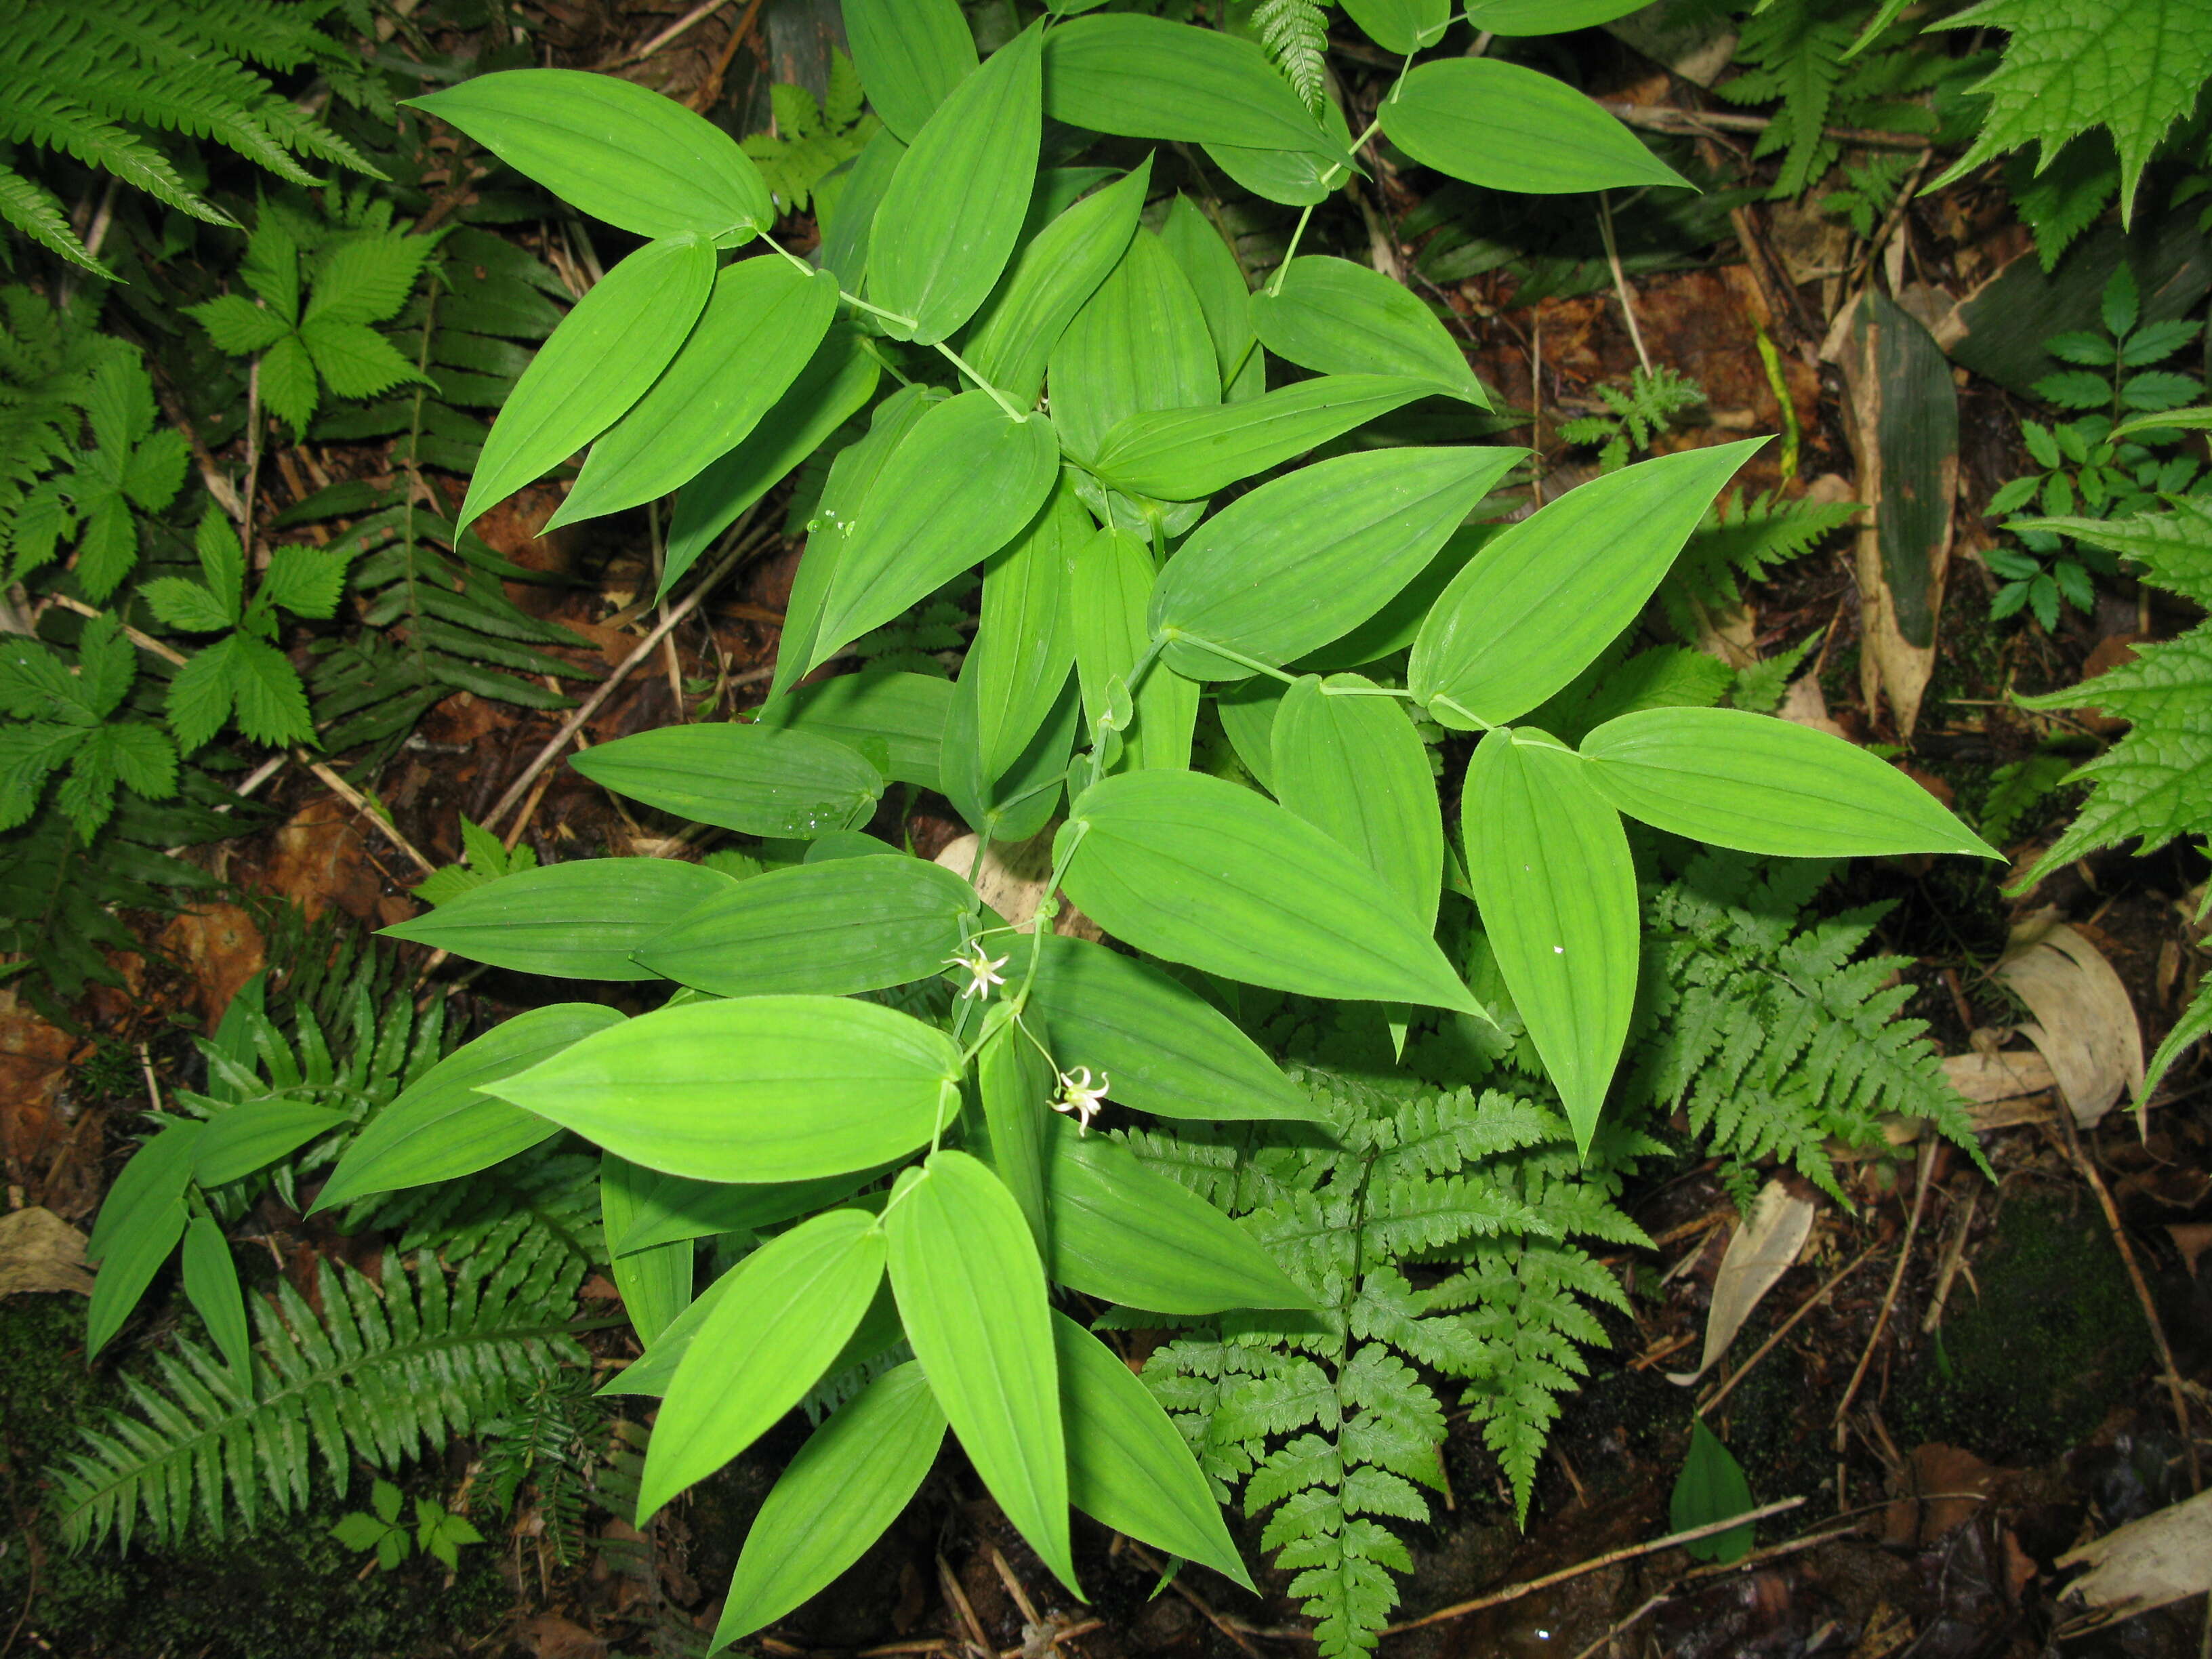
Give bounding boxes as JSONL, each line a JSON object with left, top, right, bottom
{"left": 0, "top": 165, "right": 108, "bottom": 274}
{"left": 1254, "top": 0, "right": 1330, "bottom": 114}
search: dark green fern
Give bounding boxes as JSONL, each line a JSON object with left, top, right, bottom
{"left": 1658, "top": 487, "right": 1860, "bottom": 644}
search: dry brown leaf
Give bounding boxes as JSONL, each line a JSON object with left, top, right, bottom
{"left": 933, "top": 831, "right": 1101, "bottom": 941}
{"left": 1668, "top": 1179, "right": 1816, "bottom": 1387}
{"left": 1777, "top": 674, "right": 1849, "bottom": 739}
{"left": 0, "top": 1206, "right": 94, "bottom": 1297}
{"left": 2059, "top": 1488, "right": 2212, "bottom": 1624}
{"left": 1941, "top": 1047, "right": 2058, "bottom": 1104}
{"left": 1994, "top": 914, "right": 2144, "bottom": 1127}
{"left": 2167, "top": 1222, "right": 2212, "bottom": 1277}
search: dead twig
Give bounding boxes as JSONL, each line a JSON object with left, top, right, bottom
{"left": 1701, "top": 1238, "right": 1887, "bottom": 1416}
{"left": 602, "top": 0, "right": 733, "bottom": 66}
{"left": 1832, "top": 1139, "right": 1936, "bottom": 1460}
{"left": 1121, "top": 1542, "right": 1265, "bottom": 1658}
{"left": 938, "top": 1553, "right": 994, "bottom": 1659}
{"left": 1596, "top": 101, "right": 1934, "bottom": 151}
{"left": 1570, "top": 1592, "right": 1671, "bottom": 1659}
{"left": 689, "top": 0, "right": 768, "bottom": 114}
{"left": 1597, "top": 191, "right": 1652, "bottom": 377}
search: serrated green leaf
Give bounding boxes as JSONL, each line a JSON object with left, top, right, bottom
{"left": 569, "top": 720, "right": 884, "bottom": 837}
{"left": 139, "top": 578, "right": 234, "bottom": 634}
{"left": 260, "top": 545, "right": 348, "bottom": 619}
{"left": 1273, "top": 674, "right": 1443, "bottom": 927}
{"left": 380, "top": 858, "right": 737, "bottom": 981}
{"left": 187, "top": 295, "right": 291, "bottom": 356}
{"left": 298, "top": 318, "right": 424, "bottom": 401}
{"left": 1250, "top": 257, "right": 1485, "bottom": 404}
{"left": 224, "top": 635, "right": 314, "bottom": 748}
{"left": 1380, "top": 58, "right": 1691, "bottom": 193}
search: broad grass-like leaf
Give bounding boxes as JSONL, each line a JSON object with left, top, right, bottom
{"left": 85, "top": 1197, "right": 185, "bottom": 1359}
{"left": 1463, "top": 0, "right": 1650, "bottom": 30}
{"left": 886, "top": 1151, "right": 1078, "bottom": 1595}
{"left": 817, "top": 125, "right": 908, "bottom": 289}
{"left": 1152, "top": 446, "right": 1522, "bottom": 678}
{"left": 550, "top": 258, "right": 838, "bottom": 528}
{"left": 1054, "top": 1313, "right": 1254, "bottom": 1589}
{"left": 613, "top": 1168, "right": 882, "bottom": 1256}
{"left": 1273, "top": 674, "right": 1443, "bottom": 927}
{"left": 1062, "top": 769, "right": 1480, "bottom": 1013}
{"left": 1250, "top": 258, "right": 1486, "bottom": 403}
{"left": 1050, "top": 228, "right": 1218, "bottom": 462}
{"left": 1380, "top": 58, "right": 1690, "bottom": 194}
{"left": 191, "top": 1101, "right": 346, "bottom": 1188}
{"left": 1069, "top": 528, "right": 1199, "bottom": 773}
{"left": 868, "top": 24, "right": 1042, "bottom": 344}
{"left": 976, "top": 1019, "right": 1052, "bottom": 1251}
{"left": 752, "top": 669, "right": 952, "bottom": 794}
{"left": 712, "top": 1364, "right": 947, "bottom": 1651}
{"left": 843, "top": 0, "right": 977, "bottom": 143}
{"left": 639, "top": 1208, "right": 884, "bottom": 1519}
{"left": 180, "top": 1212, "right": 249, "bottom": 1381}
{"left": 381, "top": 859, "right": 737, "bottom": 981}
{"left": 941, "top": 664, "right": 1081, "bottom": 844}
{"left": 636, "top": 856, "right": 973, "bottom": 996}
{"left": 969, "top": 480, "right": 1085, "bottom": 779}
{"left": 569, "top": 722, "right": 884, "bottom": 837}
{"left": 1580, "top": 708, "right": 1998, "bottom": 859}
{"left": 459, "top": 234, "right": 714, "bottom": 529}
{"left": 1340, "top": 0, "right": 1451, "bottom": 52}
{"left": 86, "top": 1120, "right": 201, "bottom": 1265}
{"left": 1158, "top": 193, "right": 1264, "bottom": 402}
{"left": 602, "top": 1152, "right": 693, "bottom": 1346}
{"left": 1411, "top": 441, "right": 1762, "bottom": 729}
{"left": 314, "top": 1004, "right": 626, "bottom": 1210}
{"left": 1093, "top": 374, "right": 1434, "bottom": 500}
{"left": 1462, "top": 731, "right": 1637, "bottom": 1152}
{"left": 482, "top": 996, "right": 962, "bottom": 1182}
{"left": 1671, "top": 1420, "right": 1756, "bottom": 1563}
{"left": 409, "top": 71, "right": 772, "bottom": 244}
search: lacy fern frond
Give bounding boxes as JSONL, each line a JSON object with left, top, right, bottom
{"left": 1254, "top": 0, "right": 1330, "bottom": 114}
{"left": 1556, "top": 367, "right": 1706, "bottom": 472}
{"left": 1660, "top": 487, "right": 1860, "bottom": 642}
{"left": 348, "top": 1141, "right": 608, "bottom": 1270}
{"left": 53, "top": 1216, "right": 588, "bottom": 1552}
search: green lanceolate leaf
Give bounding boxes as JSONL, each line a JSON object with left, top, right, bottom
{"left": 603, "top": 1152, "right": 693, "bottom": 1347}
{"left": 1052, "top": 1312, "right": 1254, "bottom": 1590}
{"left": 812, "top": 392, "right": 1059, "bottom": 670}
{"left": 1380, "top": 58, "right": 1691, "bottom": 194}
{"left": 180, "top": 1211, "right": 251, "bottom": 1381}
{"left": 1069, "top": 528, "right": 1198, "bottom": 773}
{"left": 817, "top": 125, "right": 908, "bottom": 289}
{"left": 969, "top": 480, "right": 1085, "bottom": 780}
{"left": 663, "top": 322, "right": 880, "bottom": 602}
{"left": 550, "top": 258, "right": 840, "bottom": 528}
{"left": 1411, "top": 441, "right": 1762, "bottom": 729}
{"left": 1151, "top": 446, "right": 1522, "bottom": 679}
{"left": 638, "top": 1208, "right": 885, "bottom": 1519}
{"left": 1204, "top": 90, "right": 1357, "bottom": 209}
{"left": 712, "top": 1363, "right": 947, "bottom": 1651}
{"left": 1250, "top": 257, "right": 1486, "bottom": 405}
{"left": 86, "top": 1119, "right": 201, "bottom": 1265}
{"left": 637, "top": 856, "right": 972, "bottom": 996}
{"left": 314, "top": 1004, "right": 626, "bottom": 1210}
{"left": 1093, "top": 375, "right": 1435, "bottom": 501}
{"left": 570, "top": 721, "right": 884, "bottom": 837}
{"left": 1462, "top": 730, "right": 1637, "bottom": 1152}
{"left": 1050, "top": 228, "right": 1218, "bottom": 463}
{"left": 1061, "top": 769, "right": 1479, "bottom": 1014}
{"left": 409, "top": 70, "right": 772, "bottom": 245}
{"left": 844, "top": 0, "right": 977, "bottom": 142}
{"left": 1671, "top": 1419, "right": 1756, "bottom": 1563}
{"left": 1158, "top": 194, "right": 1263, "bottom": 403}
{"left": 613, "top": 1168, "right": 884, "bottom": 1255}
{"left": 1042, "top": 15, "right": 1349, "bottom": 167}
{"left": 975, "top": 1019, "right": 1052, "bottom": 1252}
{"left": 885, "top": 1150, "right": 1078, "bottom": 1595}
{"left": 1340, "top": 0, "right": 1451, "bottom": 53}
{"left": 460, "top": 234, "right": 716, "bottom": 530}
{"left": 1579, "top": 707, "right": 1999, "bottom": 859}
{"left": 482, "top": 996, "right": 962, "bottom": 1183}
{"left": 605, "top": 1249, "right": 901, "bottom": 1401}
{"left": 382, "top": 859, "right": 737, "bottom": 981}
{"left": 1463, "top": 0, "right": 1652, "bottom": 31}
{"left": 190, "top": 1100, "right": 345, "bottom": 1188}
{"left": 85, "top": 1194, "right": 186, "bottom": 1359}
{"left": 752, "top": 669, "right": 951, "bottom": 794}
{"left": 1297, "top": 525, "right": 1488, "bottom": 672}
{"left": 941, "top": 663, "right": 1081, "bottom": 844}
{"left": 1027, "top": 932, "right": 1320, "bottom": 1122}
{"left": 1214, "top": 677, "right": 1287, "bottom": 791}
{"left": 964, "top": 159, "right": 1150, "bottom": 408}
{"left": 1273, "top": 674, "right": 1443, "bottom": 928}
{"left": 1044, "top": 1118, "right": 1311, "bottom": 1312}
{"left": 867, "top": 24, "right": 1042, "bottom": 345}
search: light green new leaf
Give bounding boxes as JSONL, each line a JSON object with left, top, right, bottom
{"left": 886, "top": 1151, "right": 1078, "bottom": 1595}
{"left": 1462, "top": 731, "right": 1637, "bottom": 1152}
{"left": 1411, "top": 440, "right": 1762, "bottom": 729}
{"left": 711, "top": 1363, "right": 947, "bottom": 1652}
{"left": 868, "top": 24, "right": 1042, "bottom": 344}
{"left": 1062, "top": 769, "right": 1479, "bottom": 1013}
{"left": 1158, "top": 194, "right": 1263, "bottom": 403}
{"left": 603, "top": 1153, "right": 693, "bottom": 1347}
{"left": 1296, "top": 525, "right": 1490, "bottom": 673}
{"left": 1069, "top": 529, "right": 1199, "bottom": 775}
{"left": 613, "top": 1168, "right": 884, "bottom": 1256}
{"left": 181, "top": 1211, "right": 251, "bottom": 1382}
{"left": 605, "top": 1250, "right": 900, "bottom": 1399}
{"left": 843, "top": 0, "right": 977, "bottom": 143}
{"left": 1462, "top": 0, "right": 1652, "bottom": 30}
{"left": 975, "top": 1018, "right": 1052, "bottom": 1252}
{"left": 1053, "top": 1313, "right": 1254, "bottom": 1590}
{"left": 550, "top": 258, "right": 839, "bottom": 528}
{"left": 1340, "top": 0, "right": 1451, "bottom": 52}
{"left": 1042, "top": 16, "right": 1348, "bottom": 166}
{"left": 964, "top": 158, "right": 1150, "bottom": 410}
{"left": 1151, "top": 446, "right": 1523, "bottom": 678}
{"left": 661, "top": 322, "right": 880, "bottom": 602}
{"left": 408, "top": 70, "right": 772, "bottom": 244}
{"left": 481, "top": 996, "right": 962, "bottom": 1183}
{"left": 812, "top": 392, "right": 1059, "bottom": 670}
{"left": 1580, "top": 707, "right": 1999, "bottom": 859}
{"left": 1380, "top": 58, "right": 1692, "bottom": 194}
{"left": 1093, "top": 375, "right": 1435, "bottom": 501}
{"left": 313, "top": 1004, "right": 626, "bottom": 1210}
{"left": 752, "top": 669, "right": 951, "bottom": 794}
{"left": 570, "top": 721, "right": 884, "bottom": 837}
{"left": 638, "top": 1208, "right": 884, "bottom": 1519}
{"left": 969, "top": 480, "right": 1086, "bottom": 779}
{"left": 192, "top": 1100, "right": 347, "bottom": 1188}
{"left": 382, "top": 859, "right": 737, "bottom": 981}
{"left": 1273, "top": 674, "right": 1443, "bottom": 927}
{"left": 1045, "top": 1118, "right": 1312, "bottom": 1312}
{"left": 86, "top": 1120, "right": 201, "bottom": 1264}
{"left": 941, "top": 665, "right": 1080, "bottom": 844}
{"left": 817, "top": 125, "right": 908, "bottom": 289}
{"left": 459, "top": 234, "right": 715, "bottom": 531}
{"left": 1027, "top": 933, "right": 1322, "bottom": 1122}
{"left": 1050, "top": 228, "right": 1219, "bottom": 462}
{"left": 636, "top": 856, "right": 973, "bottom": 996}
{"left": 1671, "top": 1419, "right": 1756, "bottom": 1563}
{"left": 1250, "top": 258, "right": 1486, "bottom": 404}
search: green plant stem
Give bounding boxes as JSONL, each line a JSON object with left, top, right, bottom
{"left": 1319, "top": 682, "right": 1416, "bottom": 699}
{"left": 1156, "top": 629, "right": 1294, "bottom": 684}
{"left": 932, "top": 339, "right": 1028, "bottom": 422}
{"left": 1267, "top": 204, "right": 1319, "bottom": 296}
{"left": 760, "top": 230, "right": 925, "bottom": 336}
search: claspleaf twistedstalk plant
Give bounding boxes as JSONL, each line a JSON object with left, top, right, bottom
{"left": 87, "top": 5, "right": 1999, "bottom": 1652}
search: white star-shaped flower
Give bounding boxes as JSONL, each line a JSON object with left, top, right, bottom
{"left": 1052, "top": 1066, "right": 1109, "bottom": 1134}
{"left": 945, "top": 941, "right": 1009, "bottom": 1000}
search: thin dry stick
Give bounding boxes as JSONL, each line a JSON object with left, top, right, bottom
{"left": 1597, "top": 192, "right": 1653, "bottom": 377}
{"left": 1921, "top": 1187, "right": 1980, "bottom": 1334}
{"left": 1700, "top": 1239, "right": 1886, "bottom": 1416}
{"left": 605, "top": 0, "right": 732, "bottom": 64}
{"left": 2050, "top": 1113, "right": 2203, "bottom": 1492}
{"left": 689, "top": 0, "right": 768, "bottom": 113}
{"left": 1832, "top": 1141, "right": 1936, "bottom": 1503}
{"left": 1122, "top": 1542, "right": 1264, "bottom": 1659}
{"left": 937, "top": 1553, "right": 994, "bottom": 1659}
{"left": 985, "top": 1545, "right": 1041, "bottom": 1627}
{"left": 1596, "top": 101, "right": 1933, "bottom": 150}
{"left": 296, "top": 750, "right": 439, "bottom": 876}
{"left": 1382, "top": 1497, "right": 1807, "bottom": 1634}
{"left": 1570, "top": 1591, "right": 1671, "bottom": 1659}
{"left": 480, "top": 518, "right": 769, "bottom": 834}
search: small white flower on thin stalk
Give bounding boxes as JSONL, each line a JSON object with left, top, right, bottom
{"left": 1052, "top": 1066, "right": 1109, "bottom": 1134}
{"left": 946, "top": 941, "right": 1009, "bottom": 1000}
